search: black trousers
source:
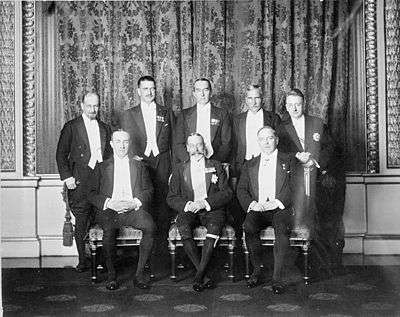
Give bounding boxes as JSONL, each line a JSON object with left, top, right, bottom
{"left": 243, "top": 208, "right": 292, "bottom": 281}
{"left": 95, "top": 209, "right": 155, "bottom": 280}
{"left": 68, "top": 165, "right": 95, "bottom": 264}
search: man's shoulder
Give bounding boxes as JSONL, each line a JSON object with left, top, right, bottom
{"left": 277, "top": 151, "right": 292, "bottom": 162}
{"left": 243, "top": 155, "right": 260, "bottom": 168}
{"left": 305, "top": 114, "right": 324, "bottom": 125}
{"left": 211, "top": 104, "right": 228, "bottom": 116}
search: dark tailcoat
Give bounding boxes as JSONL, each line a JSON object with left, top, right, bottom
{"left": 174, "top": 105, "right": 232, "bottom": 163}
{"left": 167, "top": 159, "right": 233, "bottom": 214}
{"left": 56, "top": 116, "right": 112, "bottom": 208}
{"left": 232, "top": 109, "right": 281, "bottom": 176}
{"left": 236, "top": 151, "right": 295, "bottom": 213}
{"left": 87, "top": 157, "right": 153, "bottom": 215}
{"left": 276, "top": 114, "right": 334, "bottom": 171}
{"left": 119, "top": 104, "right": 173, "bottom": 180}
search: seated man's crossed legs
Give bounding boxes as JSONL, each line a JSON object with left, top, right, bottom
{"left": 243, "top": 208, "right": 292, "bottom": 293}
{"left": 97, "top": 209, "right": 155, "bottom": 290}
{"left": 177, "top": 209, "right": 225, "bottom": 292}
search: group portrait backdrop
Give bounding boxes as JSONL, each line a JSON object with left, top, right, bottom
{"left": 36, "top": 0, "right": 364, "bottom": 175}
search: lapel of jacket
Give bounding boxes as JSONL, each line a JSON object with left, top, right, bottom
{"left": 77, "top": 116, "right": 90, "bottom": 150}
{"left": 210, "top": 105, "right": 218, "bottom": 141}
{"left": 133, "top": 105, "right": 147, "bottom": 140}
{"left": 285, "top": 119, "right": 304, "bottom": 151}
{"left": 104, "top": 158, "right": 115, "bottom": 197}
{"left": 129, "top": 159, "right": 138, "bottom": 195}
{"left": 262, "top": 109, "right": 269, "bottom": 126}
{"left": 205, "top": 159, "right": 213, "bottom": 194}
{"left": 98, "top": 120, "right": 106, "bottom": 154}
{"left": 249, "top": 156, "right": 260, "bottom": 202}
{"left": 183, "top": 161, "right": 194, "bottom": 200}
{"left": 304, "top": 115, "right": 314, "bottom": 152}
{"left": 155, "top": 104, "right": 164, "bottom": 140}
{"left": 275, "top": 151, "right": 286, "bottom": 197}
{"left": 187, "top": 106, "right": 197, "bottom": 134}
{"left": 240, "top": 112, "right": 247, "bottom": 149}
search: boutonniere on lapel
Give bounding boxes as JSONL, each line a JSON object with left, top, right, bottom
{"left": 211, "top": 174, "right": 218, "bottom": 184}
{"left": 313, "top": 132, "right": 320, "bottom": 142}
{"left": 156, "top": 115, "right": 165, "bottom": 123}
{"left": 210, "top": 118, "right": 220, "bottom": 126}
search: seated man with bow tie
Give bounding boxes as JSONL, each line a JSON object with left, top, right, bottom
{"left": 237, "top": 126, "right": 296, "bottom": 294}
{"left": 87, "top": 130, "right": 155, "bottom": 291}
{"left": 167, "top": 133, "right": 233, "bottom": 292}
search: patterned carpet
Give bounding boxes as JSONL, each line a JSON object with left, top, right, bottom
{"left": 2, "top": 255, "right": 400, "bottom": 316}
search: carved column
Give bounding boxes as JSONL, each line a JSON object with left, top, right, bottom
{"left": 364, "top": 0, "right": 379, "bottom": 173}
{"left": 0, "top": 2, "right": 16, "bottom": 172}
{"left": 22, "top": 1, "right": 36, "bottom": 176}
{"left": 385, "top": 0, "right": 400, "bottom": 168}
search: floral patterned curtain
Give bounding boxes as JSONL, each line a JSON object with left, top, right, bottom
{"left": 57, "top": 0, "right": 350, "bottom": 149}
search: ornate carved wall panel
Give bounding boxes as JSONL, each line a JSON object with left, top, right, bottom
{"left": 0, "top": 2, "right": 16, "bottom": 172}
{"left": 364, "top": 0, "right": 379, "bottom": 173}
{"left": 385, "top": 0, "right": 400, "bottom": 168}
{"left": 22, "top": 1, "right": 36, "bottom": 176}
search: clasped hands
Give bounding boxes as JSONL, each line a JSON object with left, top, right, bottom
{"left": 107, "top": 199, "right": 140, "bottom": 214}
{"left": 249, "top": 199, "right": 280, "bottom": 212}
{"left": 184, "top": 200, "right": 207, "bottom": 213}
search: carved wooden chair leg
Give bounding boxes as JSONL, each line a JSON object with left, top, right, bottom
{"left": 302, "top": 242, "right": 310, "bottom": 285}
{"left": 228, "top": 242, "right": 234, "bottom": 280}
{"left": 242, "top": 237, "right": 250, "bottom": 279}
{"left": 169, "top": 240, "right": 176, "bottom": 280}
{"left": 90, "top": 243, "right": 97, "bottom": 284}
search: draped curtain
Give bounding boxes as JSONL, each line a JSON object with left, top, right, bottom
{"left": 48, "top": 0, "right": 353, "bottom": 173}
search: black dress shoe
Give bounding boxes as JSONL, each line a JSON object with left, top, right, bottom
{"left": 134, "top": 277, "right": 150, "bottom": 290}
{"left": 272, "top": 281, "right": 285, "bottom": 294}
{"left": 193, "top": 282, "right": 204, "bottom": 292}
{"left": 106, "top": 280, "right": 119, "bottom": 291}
{"left": 203, "top": 279, "right": 216, "bottom": 290}
{"left": 246, "top": 274, "right": 262, "bottom": 288}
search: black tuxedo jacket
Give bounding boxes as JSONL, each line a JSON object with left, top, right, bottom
{"left": 119, "top": 104, "right": 173, "bottom": 160}
{"left": 174, "top": 104, "right": 232, "bottom": 163}
{"left": 56, "top": 116, "right": 112, "bottom": 181}
{"left": 276, "top": 115, "right": 334, "bottom": 171}
{"left": 236, "top": 152, "right": 295, "bottom": 212}
{"left": 232, "top": 109, "right": 281, "bottom": 175}
{"left": 166, "top": 158, "right": 233, "bottom": 214}
{"left": 87, "top": 157, "right": 153, "bottom": 214}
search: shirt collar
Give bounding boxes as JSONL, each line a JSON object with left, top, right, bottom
{"left": 82, "top": 113, "right": 97, "bottom": 124}
{"left": 141, "top": 101, "right": 156, "bottom": 111}
{"left": 261, "top": 149, "right": 278, "bottom": 161}
{"left": 197, "top": 102, "right": 211, "bottom": 111}
{"left": 291, "top": 115, "right": 304, "bottom": 124}
{"left": 114, "top": 154, "right": 129, "bottom": 164}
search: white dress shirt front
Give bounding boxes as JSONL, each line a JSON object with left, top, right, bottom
{"left": 196, "top": 103, "right": 213, "bottom": 158}
{"left": 190, "top": 156, "right": 208, "bottom": 201}
{"left": 245, "top": 110, "right": 264, "bottom": 160}
{"left": 258, "top": 150, "right": 278, "bottom": 202}
{"left": 112, "top": 155, "right": 133, "bottom": 201}
{"left": 141, "top": 102, "right": 160, "bottom": 157}
{"left": 291, "top": 115, "right": 305, "bottom": 150}
{"left": 82, "top": 113, "right": 103, "bottom": 169}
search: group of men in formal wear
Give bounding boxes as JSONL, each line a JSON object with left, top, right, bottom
{"left": 56, "top": 76, "right": 343, "bottom": 294}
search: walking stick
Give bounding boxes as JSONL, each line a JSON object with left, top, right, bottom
{"left": 62, "top": 183, "right": 74, "bottom": 246}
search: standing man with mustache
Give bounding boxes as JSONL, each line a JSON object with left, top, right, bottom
{"left": 56, "top": 92, "right": 112, "bottom": 272}
{"left": 119, "top": 76, "right": 175, "bottom": 261}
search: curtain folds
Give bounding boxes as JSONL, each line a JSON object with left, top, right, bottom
{"left": 56, "top": 0, "right": 352, "bottom": 160}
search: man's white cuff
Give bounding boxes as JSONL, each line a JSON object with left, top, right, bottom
{"left": 184, "top": 201, "right": 192, "bottom": 212}
{"left": 247, "top": 201, "right": 257, "bottom": 213}
{"left": 275, "top": 199, "right": 285, "bottom": 210}
{"left": 133, "top": 197, "right": 142, "bottom": 211}
{"left": 103, "top": 198, "right": 111, "bottom": 210}
{"left": 204, "top": 200, "right": 211, "bottom": 211}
